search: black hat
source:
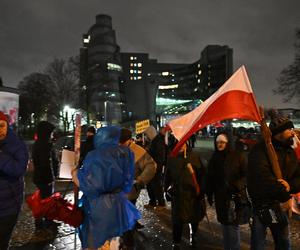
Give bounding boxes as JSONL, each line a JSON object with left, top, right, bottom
{"left": 119, "top": 128, "right": 132, "bottom": 144}
{"left": 268, "top": 110, "right": 294, "bottom": 136}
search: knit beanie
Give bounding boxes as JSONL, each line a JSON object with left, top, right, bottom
{"left": 119, "top": 128, "right": 132, "bottom": 144}
{"left": 268, "top": 109, "right": 294, "bottom": 136}
{"left": 0, "top": 111, "right": 8, "bottom": 123}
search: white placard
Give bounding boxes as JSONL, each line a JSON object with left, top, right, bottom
{"left": 59, "top": 149, "right": 75, "bottom": 179}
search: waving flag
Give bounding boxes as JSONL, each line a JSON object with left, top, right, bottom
{"left": 167, "top": 65, "right": 262, "bottom": 155}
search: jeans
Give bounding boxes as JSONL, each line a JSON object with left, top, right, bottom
{"left": 221, "top": 224, "right": 240, "bottom": 250}
{"left": 0, "top": 213, "right": 19, "bottom": 250}
{"left": 250, "top": 215, "right": 290, "bottom": 250}
{"left": 146, "top": 171, "right": 165, "bottom": 206}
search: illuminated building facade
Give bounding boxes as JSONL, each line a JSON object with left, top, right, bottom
{"left": 79, "top": 14, "right": 126, "bottom": 125}
{"left": 80, "top": 14, "right": 233, "bottom": 126}
{"left": 121, "top": 45, "right": 233, "bottom": 125}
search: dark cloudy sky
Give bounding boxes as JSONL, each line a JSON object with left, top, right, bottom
{"left": 1, "top": 0, "right": 300, "bottom": 108}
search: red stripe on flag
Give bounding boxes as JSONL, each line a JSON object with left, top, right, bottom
{"left": 171, "top": 90, "right": 260, "bottom": 155}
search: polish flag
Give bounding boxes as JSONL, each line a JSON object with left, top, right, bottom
{"left": 167, "top": 65, "right": 262, "bottom": 155}
{"left": 292, "top": 131, "right": 300, "bottom": 161}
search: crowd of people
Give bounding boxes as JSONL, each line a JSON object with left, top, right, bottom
{"left": 1, "top": 108, "right": 300, "bottom": 250}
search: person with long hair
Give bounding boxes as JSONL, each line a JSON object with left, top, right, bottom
{"left": 206, "top": 132, "right": 250, "bottom": 250}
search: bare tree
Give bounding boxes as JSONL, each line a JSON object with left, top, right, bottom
{"left": 274, "top": 29, "right": 300, "bottom": 103}
{"left": 18, "top": 73, "right": 53, "bottom": 133}
{"left": 44, "top": 57, "right": 80, "bottom": 132}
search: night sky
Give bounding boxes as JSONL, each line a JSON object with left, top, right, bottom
{"left": 1, "top": 0, "right": 300, "bottom": 109}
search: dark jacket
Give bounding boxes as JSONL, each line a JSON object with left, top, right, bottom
{"left": 206, "top": 148, "right": 249, "bottom": 225}
{"left": 165, "top": 151, "right": 206, "bottom": 223}
{"left": 247, "top": 140, "right": 300, "bottom": 208}
{"left": 32, "top": 121, "right": 58, "bottom": 185}
{"left": 148, "top": 134, "right": 167, "bottom": 172}
{"left": 0, "top": 128, "right": 28, "bottom": 217}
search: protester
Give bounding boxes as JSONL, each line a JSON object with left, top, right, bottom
{"left": 32, "top": 121, "right": 59, "bottom": 231}
{"left": 119, "top": 128, "right": 157, "bottom": 249}
{"left": 164, "top": 142, "right": 206, "bottom": 249}
{"left": 78, "top": 125, "right": 96, "bottom": 167}
{"left": 0, "top": 111, "right": 29, "bottom": 249}
{"left": 144, "top": 125, "right": 167, "bottom": 208}
{"left": 247, "top": 113, "right": 300, "bottom": 250}
{"left": 206, "top": 132, "right": 250, "bottom": 250}
{"left": 71, "top": 126, "right": 140, "bottom": 249}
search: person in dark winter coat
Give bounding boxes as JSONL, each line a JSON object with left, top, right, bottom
{"left": 248, "top": 114, "right": 300, "bottom": 250}
{"left": 206, "top": 132, "right": 249, "bottom": 250}
{"left": 32, "top": 121, "right": 59, "bottom": 230}
{"left": 165, "top": 143, "right": 206, "bottom": 249}
{"left": 144, "top": 125, "right": 167, "bottom": 208}
{"left": 78, "top": 126, "right": 95, "bottom": 167}
{"left": 0, "top": 111, "right": 29, "bottom": 250}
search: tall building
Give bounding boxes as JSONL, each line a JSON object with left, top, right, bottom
{"left": 79, "top": 14, "right": 126, "bottom": 125}
{"left": 121, "top": 45, "right": 233, "bottom": 125}
{"left": 80, "top": 14, "right": 233, "bottom": 126}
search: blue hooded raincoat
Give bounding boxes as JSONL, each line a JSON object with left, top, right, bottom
{"left": 77, "top": 126, "right": 140, "bottom": 248}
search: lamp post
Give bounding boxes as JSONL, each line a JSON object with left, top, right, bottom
{"left": 104, "top": 101, "right": 108, "bottom": 125}
{"left": 81, "top": 34, "right": 91, "bottom": 125}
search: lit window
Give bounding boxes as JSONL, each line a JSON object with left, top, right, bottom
{"left": 130, "top": 63, "right": 133, "bottom": 67}
{"left": 133, "top": 77, "right": 137, "bottom": 80}
{"left": 171, "top": 79, "right": 175, "bottom": 82}
{"left": 134, "top": 57, "right": 137, "bottom": 60}
{"left": 198, "top": 79, "right": 201, "bottom": 83}
{"left": 208, "top": 82, "right": 211, "bottom": 86}
{"left": 137, "top": 76, "right": 142, "bottom": 80}
{"left": 162, "top": 72, "right": 169, "bottom": 76}
{"left": 130, "top": 57, "right": 134, "bottom": 60}
{"left": 138, "top": 70, "right": 142, "bottom": 74}
{"left": 147, "top": 73, "right": 151, "bottom": 76}
{"left": 107, "top": 63, "right": 122, "bottom": 72}
{"left": 130, "top": 70, "right": 134, "bottom": 74}
{"left": 198, "top": 70, "right": 202, "bottom": 75}
{"left": 162, "top": 93, "right": 165, "bottom": 95}
{"left": 138, "top": 63, "right": 142, "bottom": 67}
{"left": 130, "top": 76, "right": 133, "bottom": 80}
{"left": 158, "top": 84, "right": 178, "bottom": 89}
{"left": 134, "top": 63, "right": 137, "bottom": 67}
{"left": 197, "top": 63, "right": 201, "bottom": 68}
{"left": 134, "top": 70, "right": 137, "bottom": 74}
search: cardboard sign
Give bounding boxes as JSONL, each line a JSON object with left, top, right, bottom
{"left": 59, "top": 149, "right": 75, "bottom": 179}
{"left": 135, "top": 119, "right": 150, "bottom": 134}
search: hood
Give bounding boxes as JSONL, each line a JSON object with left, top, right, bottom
{"left": 94, "top": 126, "right": 120, "bottom": 149}
{"left": 144, "top": 125, "right": 157, "bottom": 141}
{"left": 36, "top": 121, "right": 55, "bottom": 141}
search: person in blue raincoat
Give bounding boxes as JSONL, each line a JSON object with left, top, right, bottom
{"left": 71, "top": 126, "right": 140, "bottom": 249}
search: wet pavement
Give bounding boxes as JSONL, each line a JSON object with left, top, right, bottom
{"left": 10, "top": 138, "right": 300, "bottom": 249}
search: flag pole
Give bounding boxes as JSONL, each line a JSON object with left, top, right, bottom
{"left": 73, "top": 113, "right": 81, "bottom": 249}
{"left": 259, "top": 107, "right": 282, "bottom": 178}
{"left": 258, "top": 107, "right": 292, "bottom": 215}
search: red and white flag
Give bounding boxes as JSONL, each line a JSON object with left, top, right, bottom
{"left": 167, "top": 65, "right": 262, "bottom": 155}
